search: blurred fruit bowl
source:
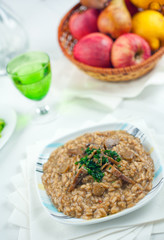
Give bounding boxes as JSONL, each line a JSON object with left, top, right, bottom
{"left": 58, "top": 3, "right": 164, "bottom": 82}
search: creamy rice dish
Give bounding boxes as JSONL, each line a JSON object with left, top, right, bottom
{"left": 42, "top": 130, "right": 154, "bottom": 220}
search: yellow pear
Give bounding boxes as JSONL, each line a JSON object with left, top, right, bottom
{"left": 98, "top": 0, "right": 132, "bottom": 39}
{"left": 80, "top": 0, "right": 108, "bottom": 9}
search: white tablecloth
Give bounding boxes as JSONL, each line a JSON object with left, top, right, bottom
{"left": 1, "top": 0, "right": 164, "bottom": 239}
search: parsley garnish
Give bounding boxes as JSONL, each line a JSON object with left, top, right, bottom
{"left": 104, "top": 150, "right": 121, "bottom": 162}
{"left": 75, "top": 147, "right": 121, "bottom": 182}
{"left": 0, "top": 119, "right": 6, "bottom": 138}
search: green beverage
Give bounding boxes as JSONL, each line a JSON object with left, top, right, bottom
{"left": 7, "top": 52, "right": 51, "bottom": 101}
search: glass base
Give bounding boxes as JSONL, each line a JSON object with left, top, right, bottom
{"left": 32, "top": 104, "right": 58, "bottom": 124}
{"left": 36, "top": 104, "right": 50, "bottom": 115}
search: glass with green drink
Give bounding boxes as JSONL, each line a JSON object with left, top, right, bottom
{"left": 7, "top": 51, "right": 53, "bottom": 122}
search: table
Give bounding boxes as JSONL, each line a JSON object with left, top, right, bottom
{"left": 0, "top": 0, "right": 164, "bottom": 239}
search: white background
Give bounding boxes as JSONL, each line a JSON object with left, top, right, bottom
{"left": 0, "top": 0, "right": 164, "bottom": 239}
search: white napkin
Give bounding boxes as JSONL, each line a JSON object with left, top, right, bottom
{"left": 9, "top": 159, "right": 144, "bottom": 240}
{"left": 51, "top": 56, "right": 164, "bottom": 110}
{"left": 8, "top": 115, "right": 164, "bottom": 239}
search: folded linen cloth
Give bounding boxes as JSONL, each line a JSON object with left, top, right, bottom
{"left": 9, "top": 168, "right": 142, "bottom": 240}
{"left": 51, "top": 56, "right": 164, "bottom": 110}
{"left": 9, "top": 173, "right": 164, "bottom": 240}
{"left": 8, "top": 160, "right": 144, "bottom": 240}
{"left": 8, "top": 115, "right": 164, "bottom": 240}
{"left": 9, "top": 163, "right": 158, "bottom": 239}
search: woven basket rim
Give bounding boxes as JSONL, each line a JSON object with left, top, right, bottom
{"left": 58, "top": 3, "right": 164, "bottom": 75}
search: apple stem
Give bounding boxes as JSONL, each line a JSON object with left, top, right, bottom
{"left": 135, "top": 51, "right": 142, "bottom": 60}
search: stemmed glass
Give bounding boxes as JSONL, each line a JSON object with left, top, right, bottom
{"left": 0, "top": 2, "right": 29, "bottom": 76}
{"left": 6, "top": 51, "right": 54, "bottom": 123}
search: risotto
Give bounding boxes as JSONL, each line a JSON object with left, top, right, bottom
{"left": 42, "top": 130, "right": 154, "bottom": 220}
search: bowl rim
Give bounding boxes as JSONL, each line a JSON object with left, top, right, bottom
{"left": 58, "top": 2, "right": 164, "bottom": 75}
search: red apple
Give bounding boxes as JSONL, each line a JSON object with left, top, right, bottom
{"left": 125, "top": 0, "right": 138, "bottom": 16}
{"left": 69, "top": 9, "right": 99, "bottom": 40}
{"left": 73, "top": 33, "right": 113, "bottom": 67}
{"left": 111, "top": 33, "right": 151, "bottom": 68}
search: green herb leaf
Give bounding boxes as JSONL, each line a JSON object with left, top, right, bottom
{"left": 104, "top": 150, "right": 121, "bottom": 162}
{"left": 75, "top": 147, "right": 121, "bottom": 182}
{"left": 0, "top": 119, "right": 6, "bottom": 138}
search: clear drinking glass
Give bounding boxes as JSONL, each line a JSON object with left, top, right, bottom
{"left": 0, "top": 2, "right": 29, "bottom": 75}
{"left": 7, "top": 51, "right": 53, "bottom": 122}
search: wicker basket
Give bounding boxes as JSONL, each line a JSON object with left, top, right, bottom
{"left": 58, "top": 3, "right": 164, "bottom": 82}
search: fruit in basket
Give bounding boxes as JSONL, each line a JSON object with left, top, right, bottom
{"left": 98, "top": 0, "right": 132, "bottom": 39}
{"left": 130, "top": 0, "right": 164, "bottom": 10}
{"left": 69, "top": 9, "right": 99, "bottom": 40}
{"left": 125, "top": 0, "right": 138, "bottom": 16}
{"left": 111, "top": 33, "right": 151, "bottom": 68}
{"left": 132, "top": 10, "right": 164, "bottom": 50}
{"left": 73, "top": 33, "right": 113, "bottom": 67}
{"left": 80, "top": 0, "right": 109, "bottom": 9}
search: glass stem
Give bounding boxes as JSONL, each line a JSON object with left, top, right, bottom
{"left": 35, "top": 101, "right": 50, "bottom": 115}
